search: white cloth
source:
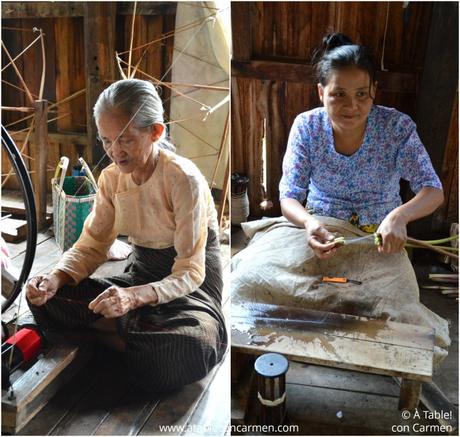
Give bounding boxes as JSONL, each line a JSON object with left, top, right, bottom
{"left": 232, "top": 216, "right": 450, "bottom": 368}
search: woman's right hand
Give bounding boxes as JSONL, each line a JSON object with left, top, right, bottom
{"left": 26, "top": 271, "right": 68, "bottom": 306}
{"left": 305, "top": 220, "right": 337, "bottom": 259}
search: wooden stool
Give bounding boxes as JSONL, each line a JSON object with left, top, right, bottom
{"left": 254, "top": 352, "right": 289, "bottom": 426}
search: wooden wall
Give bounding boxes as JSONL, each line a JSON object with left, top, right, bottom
{"left": 1, "top": 2, "right": 176, "bottom": 191}
{"left": 231, "top": 1, "right": 458, "bottom": 233}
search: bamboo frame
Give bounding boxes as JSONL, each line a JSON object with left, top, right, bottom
{"left": 1, "top": 33, "right": 42, "bottom": 73}
{"left": 1, "top": 107, "right": 35, "bottom": 112}
{"left": 118, "top": 58, "right": 210, "bottom": 109}
{"left": 1, "top": 41, "right": 34, "bottom": 104}
{"left": 2, "top": 120, "right": 35, "bottom": 187}
{"left": 5, "top": 89, "right": 85, "bottom": 129}
{"left": 38, "top": 29, "right": 46, "bottom": 100}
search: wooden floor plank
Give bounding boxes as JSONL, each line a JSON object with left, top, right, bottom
{"left": 18, "top": 355, "right": 102, "bottom": 435}
{"left": 138, "top": 353, "right": 228, "bottom": 436}
{"left": 7, "top": 231, "right": 53, "bottom": 260}
{"left": 419, "top": 289, "right": 458, "bottom": 405}
{"left": 49, "top": 354, "right": 129, "bottom": 436}
{"left": 91, "top": 386, "right": 160, "bottom": 436}
{"left": 282, "top": 382, "right": 437, "bottom": 435}
{"left": 183, "top": 295, "right": 231, "bottom": 436}
{"left": 182, "top": 352, "right": 230, "bottom": 436}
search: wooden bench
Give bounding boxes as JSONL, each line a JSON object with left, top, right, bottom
{"left": 2, "top": 343, "right": 92, "bottom": 434}
{"left": 231, "top": 302, "right": 435, "bottom": 415}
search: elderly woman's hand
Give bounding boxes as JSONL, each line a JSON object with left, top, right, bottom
{"left": 89, "top": 285, "right": 158, "bottom": 318}
{"left": 377, "top": 211, "right": 408, "bottom": 254}
{"left": 26, "top": 274, "right": 60, "bottom": 306}
{"left": 305, "top": 219, "right": 338, "bottom": 259}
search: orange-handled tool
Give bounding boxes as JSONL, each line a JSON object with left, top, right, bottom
{"left": 322, "top": 276, "right": 362, "bottom": 285}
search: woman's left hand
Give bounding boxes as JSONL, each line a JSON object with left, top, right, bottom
{"left": 376, "top": 211, "right": 408, "bottom": 254}
{"left": 89, "top": 286, "right": 139, "bottom": 318}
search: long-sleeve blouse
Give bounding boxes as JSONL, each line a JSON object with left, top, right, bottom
{"left": 55, "top": 149, "right": 219, "bottom": 305}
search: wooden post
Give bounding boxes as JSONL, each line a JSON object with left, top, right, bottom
{"left": 30, "top": 100, "right": 48, "bottom": 229}
{"left": 399, "top": 379, "right": 422, "bottom": 411}
{"left": 83, "top": 2, "right": 116, "bottom": 165}
{"left": 161, "top": 11, "right": 177, "bottom": 119}
{"left": 411, "top": 2, "right": 458, "bottom": 237}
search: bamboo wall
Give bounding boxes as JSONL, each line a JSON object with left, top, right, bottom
{"left": 231, "top": 1, "right": 458, "bottom": 231}
{"left": 1, "top": 2, "right": 176, "bottom": 191}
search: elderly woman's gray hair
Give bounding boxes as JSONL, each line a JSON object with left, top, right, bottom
{"left": 94, "top": 79, "right": 175, "bottom": 151}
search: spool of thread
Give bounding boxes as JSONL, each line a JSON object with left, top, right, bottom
{"left": 1, "top": 327, "right": 42, "bottom": 389}
{"left": 254, "top": 353, "right": 289, "bottom": 426}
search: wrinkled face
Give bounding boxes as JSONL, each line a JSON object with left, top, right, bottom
{"left": 96, "top": 110, "right": 160, "bottom": 174}
{"left": 318, "top": 67, "right": 376, "bottom": 132}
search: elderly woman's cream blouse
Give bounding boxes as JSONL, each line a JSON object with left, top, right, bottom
{"left": 55, "top": 149, "right": 219, "bottom": 305}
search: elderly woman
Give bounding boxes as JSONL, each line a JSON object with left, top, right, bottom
{"left": 26, "top": 79, "right": 227, "bottom": 392}
{"left": 231, "top": 33, "right": 449, "bottom": 366}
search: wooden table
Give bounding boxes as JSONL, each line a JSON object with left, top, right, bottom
{"left": 231, "top": 302, "right": 435, "bottom": 414}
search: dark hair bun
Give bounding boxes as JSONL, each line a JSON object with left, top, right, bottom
{"left": 323, "top": 33, "right": 353, "bottom": 53}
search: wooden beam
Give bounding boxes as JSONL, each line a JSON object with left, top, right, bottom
{"left": 1, "top": 2, "right": 176, "bottom": 18}
{"left": 83, "top": 2, "right": 117, "bottom": 165}
{"left": 232, "top": 59, "right": 418, "bottom": 93}
{"left": 117, "top": 2, "right": 177, "bottom": 16}
{"left": 30, "top": 100, "right": 48, "bottom": 229}
{"left": 2, "top": 2, "right": 84, "bottom": 18}
{"left": 231, "top": 2, "right": 252, "bottom": 62}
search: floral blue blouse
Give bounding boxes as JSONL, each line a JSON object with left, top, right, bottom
{"left": 279, "top": 105, "right": 442, "bottom": 226}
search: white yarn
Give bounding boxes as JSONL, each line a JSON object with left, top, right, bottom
{"left": 257, "top": 391, "right": 286, "bottom": 407}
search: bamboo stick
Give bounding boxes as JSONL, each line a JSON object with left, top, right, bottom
{"left": 9, "top": 113, "right": 71, "bottom": 135}
{"left": 160, "top": 81, "right": 228, "bottom": 91}
{"left": 1, "top": 106, "right": 35, "bottom": 112}
{"left": 127, "top": 0, "right": 137, "bottom": 78}
{"left": 38, "top": 29, "right": 46, "bottom": 100}
{"left": 210, "top": 110, "right": 229, "bottom": 188}
{"left": 172, "top": 117, "right": 219, "bottom": 152}
{"left": 407, "top": 237, "right": 459, "bottom": 260}
{"left": 2, "top": 121, "right": 35, "bottom": 187}
{"left": 115, "top": 52, "right": 128, "bottom": 79}
{"left": 1, "top": 79, "right": 43, "bottom": 100}
{"left": 118, "top": 59, "right": 210, "bottom": 108}
{"left": 1, "top": 33, "right": 42, "bottom": 73}
{"left": 118, "top": 13, "right": 215, "bottom": 55}
{"left": 2, "top": 27, "right": 36, "bottom": 32}
{"left": 5, "top": 89, "right": 85, "bottom": 129}
{"left": 1, "top": 41, "right": 34, "bottom": 104}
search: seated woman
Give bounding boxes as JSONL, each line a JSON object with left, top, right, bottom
{"left": 26, "top": 79, "right": 227, "bottom": 392}
{"left": 231, "top": 33, "right": 449, "bottom": 366}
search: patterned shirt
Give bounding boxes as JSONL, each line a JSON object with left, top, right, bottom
{"left": 279, "top": 105, "right": 442, "bottom": 225}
